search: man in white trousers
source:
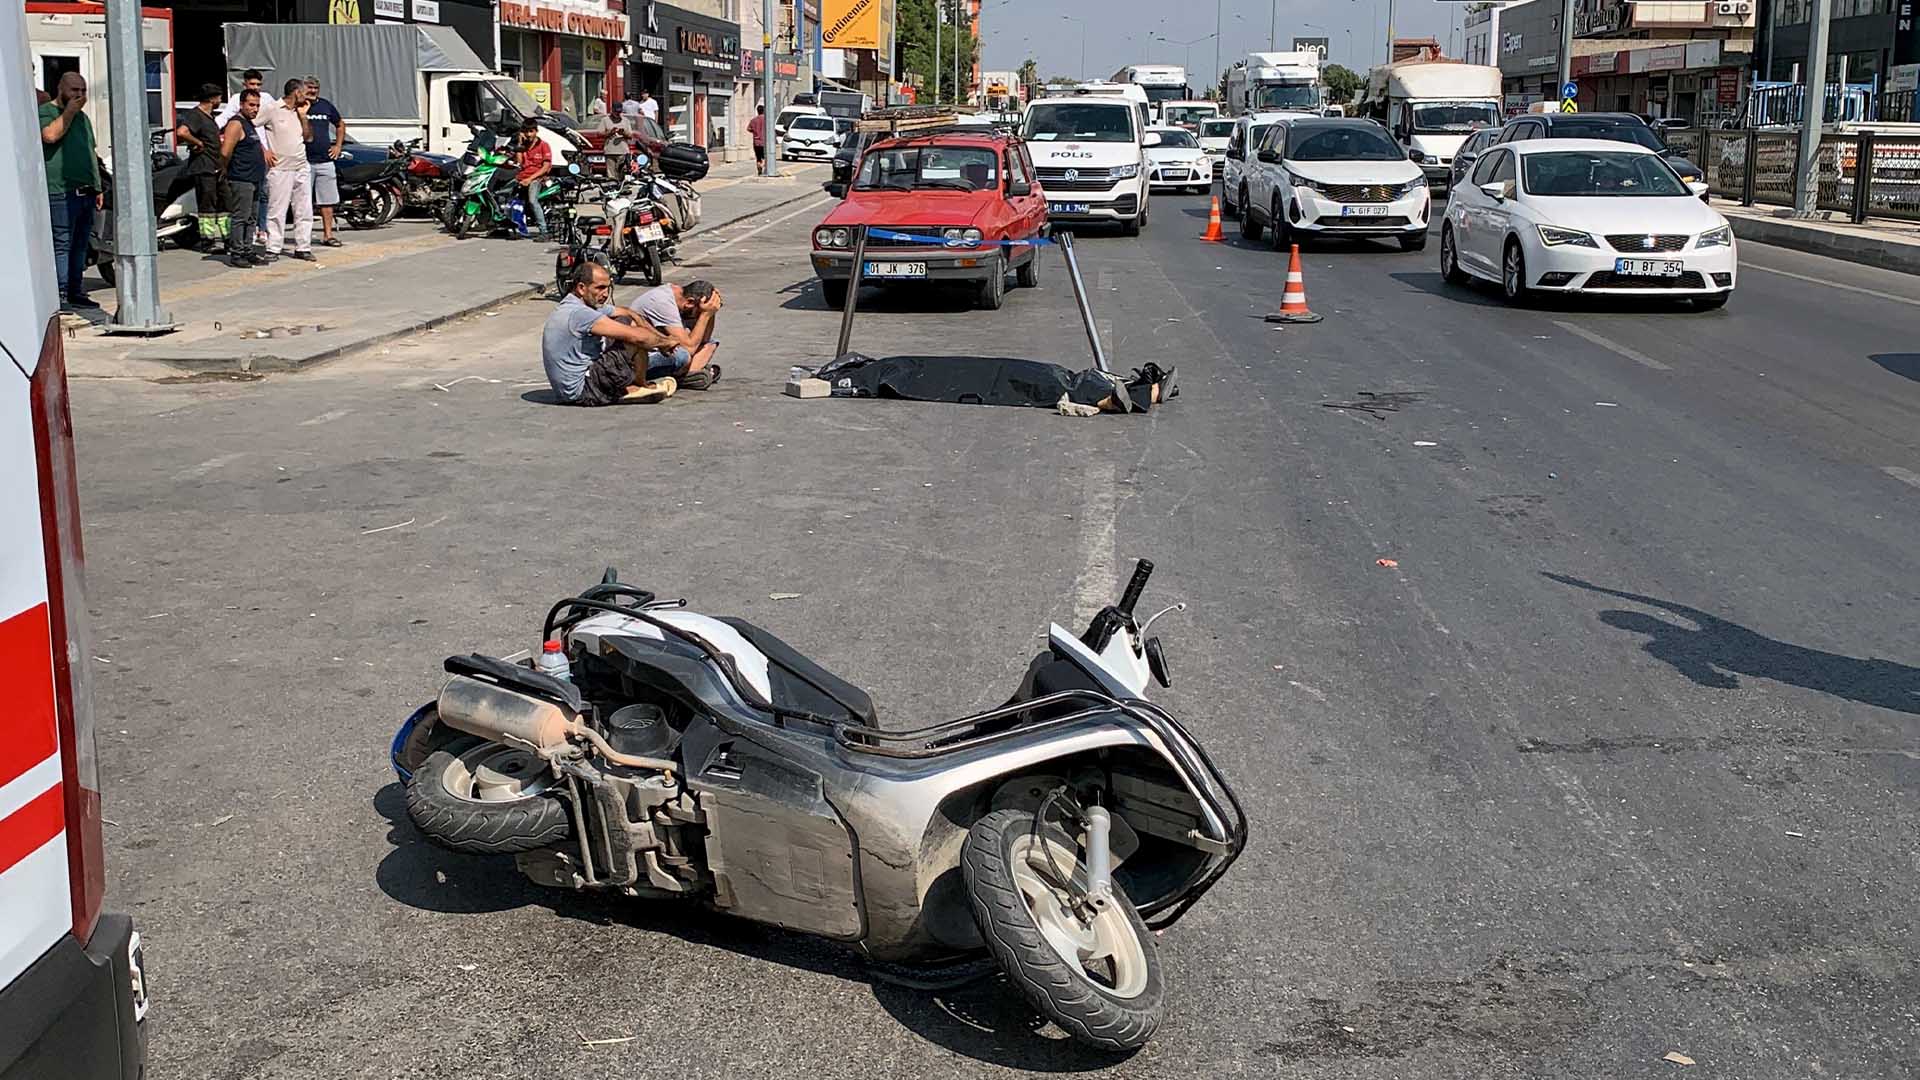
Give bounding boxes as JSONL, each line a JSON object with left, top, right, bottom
{"left": 258, "top": 77, "right": 316, "bottom": 262}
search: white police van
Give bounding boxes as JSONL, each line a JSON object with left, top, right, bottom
{"left": 1021, "top": 82, "right": 1161, "bottom": 236}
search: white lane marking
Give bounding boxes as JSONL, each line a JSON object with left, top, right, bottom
{"left": 1552, "top": 321, "right": 1673, "bottom": 371}
{"left": 1883, "top": 466, "right": 1920, "bottom": 490}
{"left": 299, "top": 409, "right": 351, "bottom": 426}
{"left": 697, "top": 198, "right": 834, "bottom": 258}
{"left": 1070, "top": 459, "right": 1118, "bottom": 630}
{"left": 173, "top": 452, "right": 245, "bottom": 481}
{"left": 1745, "top": 264, "right": 1920, "bottom": 308}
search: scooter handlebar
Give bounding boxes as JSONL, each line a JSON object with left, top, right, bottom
{"left": 1116, "top": 559, "right": 1153, "bottom": 619}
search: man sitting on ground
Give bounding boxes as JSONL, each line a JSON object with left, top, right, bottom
{"left": 543, "top": 263, "right": 681, "bottom": 405}
{"left": 631, "top": 280, "right": 723, "bottom": 390}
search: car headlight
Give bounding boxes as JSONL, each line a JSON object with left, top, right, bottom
{"left": 1537, "top": 224, "right": 1597, "bottom": 247}
{"left": 962, "top": 228, "right": 983, "bottom": 244}
{"left": 1287, "top": 171, "right": 1325, "bottom": 193}
{"left": 1407, "top": 174, "right": 1429, "bottom": 189}
{"left": 814, "top": 227, "right": 835, "bottom": 248}
{"left": 941, "top": 227, "right": 965, "bottom": 242}
{"left": 1112, "top": 163, "right": 1139, "bottom": 179}
{"left": 832, "top": 228, "right": 851, "bottom": 248}
{"left": 1696, "top": 225, "right": 1732, "bottom": 249}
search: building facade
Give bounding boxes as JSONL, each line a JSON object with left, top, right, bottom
{"left": 496, "top": 0, "right": 630, "bottom": 116}
{"left": 1759, "top": 0, "right": 1919, "bottom": 85}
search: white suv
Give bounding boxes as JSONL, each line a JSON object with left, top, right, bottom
{"left": 1219, "top": 111, "right": 1299, "bottom": 220}
{"left": 1239, "top": 117, "right": 1430, "bottom": 252}
{"left": 1021, "top": 96, "right": 1157, "bottom": 235}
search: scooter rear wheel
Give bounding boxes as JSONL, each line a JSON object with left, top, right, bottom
{"left": 405, "top": 737, "right": 572, "bottom": 855}
{"left": 962, "top": 808, "right": 1163, "bottom": 1051}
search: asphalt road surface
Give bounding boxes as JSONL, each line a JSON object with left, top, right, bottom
{"left": 72, "top": 193, "right": 1920, "bottom": 1079}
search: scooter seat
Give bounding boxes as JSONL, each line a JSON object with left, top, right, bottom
{"left": 716, "top": 617, "right": 878, "bottom": 727}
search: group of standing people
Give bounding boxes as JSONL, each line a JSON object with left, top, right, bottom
{"left": 181, "top": 69, "right": 347, "bottom": 268}
{"left": 38, "top": 65, "right": 350, "bottom": 307}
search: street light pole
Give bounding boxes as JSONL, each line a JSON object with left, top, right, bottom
{"left": 935, "top": 4, "right": 942, "bottom": 102}
{"left": 761, "top": 0, "right": 776, "bottom": 177}
{"left": 1793, "top": 0, "right": 1834, "bottom": 216}
{"left": 1215, "top": 0, "right": 1222, "bottom": 95}
{"left": 103, "top": 0, "right": 170, "bottom": 332}
{"left": 1555, "top": 0, "right": 1575, "bottom": 99}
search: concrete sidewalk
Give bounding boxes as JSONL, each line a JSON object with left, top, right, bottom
{"left": 1714, "top": 199, "right": 1920, "bottom": 276}
{"left": 67, "top": 161, "right": 829, "bottom": 377}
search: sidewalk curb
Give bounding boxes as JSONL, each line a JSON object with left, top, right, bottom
{"left": 1725, "top": 215, "right": 1920, "bottom": 277}
{"left": 133, "top": 180, "right": 829, "bottom": 376}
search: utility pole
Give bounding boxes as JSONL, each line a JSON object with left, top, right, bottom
{"left": 762, "top": 0, "right": 776, "bottom": 176}
{"left": 1555, "top": 0, "right": 1575, "bottom": 98}
{"left": 953, "top": 0, "right": 962, "bottom": 107}
{"left": 103, "top": 0, "right": 170, "bottom": 333}
{"left": 1214, "top": 0, "right": 1222, "bottom": 95}
{"left": 935, "top": 3, "right": 942, "bottom": 102}
{"left": 1270, "top": 0, "right": 1277, "bottom": 51}
{"left": 1793, "top": 0, "right": 1833, "bottom": 215}
{"left": 798, "top": 0, "right": 813, "bottom": 96}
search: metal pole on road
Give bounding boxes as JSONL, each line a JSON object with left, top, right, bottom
{"left": 1793, "top": 0, "right": 1834, "bottom": 216}
{"left": 761, "top": 0, "right": 776, "bottom": 177}
{"left": 103, "top": 0, "right": 171, "bottom": 333}
{"left": 935, "top": 4, "right": 942, "bottom": 102}
{"left": 1555, "top": 0, "right": 1575, "bottom": 97}
{"left": 1383, "top": 0, "right": 1396, "bottom": 69}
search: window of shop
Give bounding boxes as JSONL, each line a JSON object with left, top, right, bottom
{"left": 500, "top": 30, "right": 541, "bottom": 80}
{"left": 669, "top": 79, "right": 696, "bottom": 143}
{"left": 145, "top": 52, "right": 167, "bottom": 129}
{"left": 707, "top": 85, "right": 732, "bottom": 149}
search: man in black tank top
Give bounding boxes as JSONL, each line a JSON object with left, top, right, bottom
{"left": 219, "top": 89, "right": 268, "bottom": 267}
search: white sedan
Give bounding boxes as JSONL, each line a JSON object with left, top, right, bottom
{"left": 1442, "top": 138, "right": 1734, "bottom": 309}
{"left": 1145, "top": 126, "right": 1213, "bottom": 194}
{"left": 780, "top": 115, "right": 840, "bottom": 161}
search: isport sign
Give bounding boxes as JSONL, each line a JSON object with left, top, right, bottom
{"left": 822, "top": 0, "right": 883, "bottom": 50}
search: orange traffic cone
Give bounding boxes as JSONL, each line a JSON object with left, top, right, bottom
{"left": 1264, "top": 244, "right": 1323, "bottom": 324}
{"left": 1199, "top": 196, "right": 1225, "bottom": 242}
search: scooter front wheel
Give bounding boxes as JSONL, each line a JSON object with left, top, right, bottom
{"left": 405, "top": 737, "right": 572, "bottom": 855}
{"left": 962, "top": 808, "right": 1164, "bottom": 1051}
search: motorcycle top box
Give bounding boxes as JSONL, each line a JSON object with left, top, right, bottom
{"left": 655, "top": 142, "right": 711, "bottom": 182}
{"left": 389, "top": 560, "right": 1245, "bottom": 1051}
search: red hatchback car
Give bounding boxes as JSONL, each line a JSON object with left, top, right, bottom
{"left": 812, "top": 129, "right": 1048, "bottom": 310}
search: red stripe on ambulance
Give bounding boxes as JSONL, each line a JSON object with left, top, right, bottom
{"left": 0, "top": 602, "right": 59, "bottom": 792}
{"left": 0, "top": 783, "right": 64, "bottom": 878}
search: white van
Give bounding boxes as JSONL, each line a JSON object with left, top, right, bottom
{"left": 1022, "top": 87, "right": 1160, "bottom": 235}
{"left": 1, "top": 3, "right": 149, "bottom": 1074}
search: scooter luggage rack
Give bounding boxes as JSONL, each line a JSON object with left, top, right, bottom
{"left": 835, "top": 689, "right": 1248, "bottom": 929}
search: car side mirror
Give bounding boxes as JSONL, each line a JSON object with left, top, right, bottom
{"left": 1687, "top": 179, "right": 1709, "bottom": 198}
{"left": 1008, "top": 179, "right": 1032, "bottom": 197}
{"left": 1142, "top": 131, "right": 1162, "bottom": 147}
{"left": 823, "top": 181, "right": 847, "bottom": 198}
{"left": 1479, "top": 181, "right": 1509, "bottom": 202}
{"left": 1256, "top": 148, "right": 1280, "bottom": 164}
{"left": 1226, "top": 147, "right": 1242, "bottom": 161}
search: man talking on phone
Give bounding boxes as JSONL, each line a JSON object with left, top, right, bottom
{"left": 39, "top": 72, "right": 103, "bottom": 310}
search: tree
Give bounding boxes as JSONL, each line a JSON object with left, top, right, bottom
{"left": 1017, "top": 57, "right": 1039, "bottom": 95}
{"left": 895, "top": 0, "right": 978, "bottom": 106}
{"left": 1047, "top": 75, "right": 1078, "bottom": 85}
{"left": 1322, "top": 63, "right": 1365, "bottom": 105}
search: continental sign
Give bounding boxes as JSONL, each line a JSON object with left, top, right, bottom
{"left": 499, "top": 0, "right": 629, "bottom": 41}
{"left": 822, "top": 0, "right": 882, "bottom": 50}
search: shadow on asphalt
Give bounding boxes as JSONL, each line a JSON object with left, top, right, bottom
{"left": 1544, "top": 574, "right": 1920, "bottom": 715}
{"left": 520, "top": 388, "right": 569, "bottom": 406}
{"left": 1871, "top": 353, "right": 1920, "bottom": 382}
{"left": 779, "top": 279, "right": 987, "bottom": 314}
{"left": 372, "top": 782, "right": 1131, "bottom": 1069}
{"left": 1391, "top": 271, "right": 1506, "bottom": 307}
{"left": 1391, "top": 272, "right": 1720, "bottom": 315}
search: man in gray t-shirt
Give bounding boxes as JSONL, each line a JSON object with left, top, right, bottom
{"left": 630, "top": 280, "right": 723, "bottom": 390}
{"left": 542, "top": 263, "right": 679, "bottom": 405}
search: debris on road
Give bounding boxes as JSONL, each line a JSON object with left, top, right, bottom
{"left": 576, "top": 1029, "right": 638, "bottom": 1048}
{"left": 208, "top": 814, "right": 234, "bottom": 827}
{"left": 768, "top": 592, "right": 803, "bottom": 601}
{"left": 1413, "top": 440, "right": 1437, "bottom": 447}
{"left": 1785, "top": 830, "right": 1806, "bottom": 838}
{"left": 1322, "top": 391, "right": 1422, "bottom": 419}
{"left": 1663, "top": 1051, "right": 1696, "bottom": 1066}
{"left": 1376, "top": 558, "right": 1399, "bottom": 568}
{"left": 1595, "top": 401, "right": 1619, "bottom": 408}
{"left": 361, "top": 518, "right": 417, "bottom": 536}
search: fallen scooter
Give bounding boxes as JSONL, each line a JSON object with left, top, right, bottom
{"left": 390, "top": 560, "right": 1245, "bottom": 1050}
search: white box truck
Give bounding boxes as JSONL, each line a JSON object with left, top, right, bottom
{"left": 1361, "top": 62, "right": 1502, "bottom": 189}
{"left": 1222, "top": 52, "right": 1323, "bottom": 118}
{"left": 222, "top": 23, "right": 582, "bottom": 162}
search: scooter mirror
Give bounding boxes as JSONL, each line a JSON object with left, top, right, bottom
{"left": 1145, "top": 637, "right": 1171, "bottom": 688}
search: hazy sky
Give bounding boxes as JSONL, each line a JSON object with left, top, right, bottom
{"left": 975, "top": 0, "right": 1474, "bottom": 82}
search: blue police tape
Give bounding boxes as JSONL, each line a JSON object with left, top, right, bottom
{"left": 863, "top": 228, "right": 1057, "bottom": 249}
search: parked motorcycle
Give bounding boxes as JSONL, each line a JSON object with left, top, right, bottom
{"left": 393, "top": 137, "right": 462, "bottom": 219}
{"left": 92, "top": 139, "right": 200, "bottom": 285}
{"left": 334, "top": 142, "right": 406, "bottom": 230}
{"left": 553, "top": 160, "right": 672, "bottom": 291}
{"left": 389, "top": 559, "right": 1245, "bottom": 1050}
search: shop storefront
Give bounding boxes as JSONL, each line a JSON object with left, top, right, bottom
{"left": 498, "top": 0, "right": 629, "bottom": 119}
{"left": 634, "top": 4, "right": 741, "bottom": 151}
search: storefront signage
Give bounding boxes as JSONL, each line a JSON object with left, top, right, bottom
{"left": 520, "top": 80, "right": 552, "bottom": 108}
{"left": 740, "top": 51, "right": 802, "bottom": 79}
{"left": 1684, "top": 40, "right": 1720, "bottom": 69}
{"left": 822, "top": 0, "right": 883, "bottom": 49}
{"left": 500, "top": 0, "right": 629, "bottom": 41}
{"left": 1573, "top": 0, "right": 1626, "bottom": 36}
{"left": 409, "top": 0, "right": 438, "bottom": 21}
{"left": 1647, "top": 45, "right": 1686, "bottom": 71}
{"left": 373, "top": 0, "right": 403, "bottom": 17}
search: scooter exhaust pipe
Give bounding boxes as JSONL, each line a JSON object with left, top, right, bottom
{"left": 437, "top": 676, "right": 574, "bottom": 751}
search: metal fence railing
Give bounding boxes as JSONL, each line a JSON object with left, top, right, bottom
{"left": 1658, "top": 127, "right": 1920, "bottom": 223}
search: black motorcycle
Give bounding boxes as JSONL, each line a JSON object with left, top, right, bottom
{"left": 334, "top": 142, "right": 405, "bottom": 229}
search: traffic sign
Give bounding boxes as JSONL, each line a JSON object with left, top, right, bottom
{"left": 1560, "top": 99, "right": 1579, "bottom": 113}
{"left": 1562, "top": 81, "right": 1578, "bottom": 100}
